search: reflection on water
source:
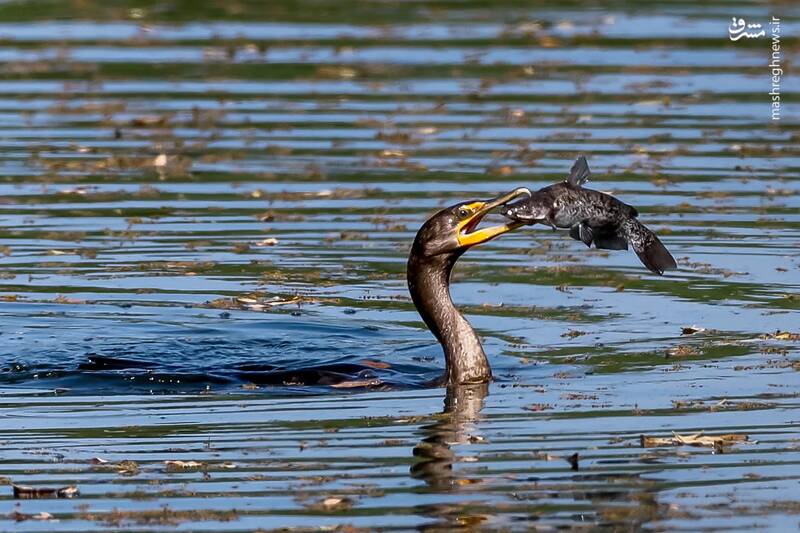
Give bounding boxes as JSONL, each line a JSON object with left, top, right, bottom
{"left": 411, "top": 385, "right": 680, "bottom": 530}
{"left": 0, "top": 0, "right": 798, "bottom": 530}
{"left": 412, "top": 384, "right": 489, "bottom": 490}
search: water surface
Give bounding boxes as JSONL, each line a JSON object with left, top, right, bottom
{"left": 0, "top": 0, "right": 799, "bottom": 530}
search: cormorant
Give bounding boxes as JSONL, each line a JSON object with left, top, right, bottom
{"left": 407, "top": 188, "right": 530, "bottom": 386}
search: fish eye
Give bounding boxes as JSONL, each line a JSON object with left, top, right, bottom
{"left": 457, "top": 207, "right": 471, "bottom": 219}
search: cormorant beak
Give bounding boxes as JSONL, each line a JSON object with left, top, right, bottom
{"left": 456, "top": 187, "right": 531, "bottom": 247}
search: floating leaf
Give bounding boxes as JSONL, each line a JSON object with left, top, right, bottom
{"left": 330, "top": 379, "right": 382, "bottom": 389}
{"left": 54, "top": 295, "right": 85, "bottom": 305}
{"left": 313, "top": 496, "right": 352, "bottom": 511}
{"left": 524, "top": 403, "right": 553, "bottom": 412}
{"left": 681, "top": 325, "right": 706, "bottom": 335}
{"left": 116, "top": 460, "right": 140, "bottom": 475}
{"left": 12, "top": 484, "right": 79, "bottom": 499}
{"left": 640, "top": 432, "right": 749, "bottom": 450}
{"left": 164, "top": 460, "right": 205, "bottom": 470}
{"left": 669, "top": 344, "right": 699, "bottom": 357}
{"left": 673, "top": 432, "right": 748, "bottom": 447}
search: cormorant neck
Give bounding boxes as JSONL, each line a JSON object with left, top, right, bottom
{"left": 407, "top": 252, "right": 492, "bottom": 385}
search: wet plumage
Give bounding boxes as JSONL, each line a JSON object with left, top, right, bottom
{"left": 408, "top": 188, "right": 530, "bottom": 385}
{"left": 502, "top": 156, "right": 677, "bottom": 275}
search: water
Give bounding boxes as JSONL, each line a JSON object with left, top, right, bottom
{"left": 1, "top": 1, "right": 799, "bottom": 530}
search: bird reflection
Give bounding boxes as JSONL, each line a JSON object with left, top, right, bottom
{"left": 409, "top": 384, "right": 674, "bottom": 530}
{"left": 411, "top": 383, "right": 488, "bottom": 489}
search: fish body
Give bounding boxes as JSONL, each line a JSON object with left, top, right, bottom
{"left": 502, "top": 156, "right": 677, "bottom": 275}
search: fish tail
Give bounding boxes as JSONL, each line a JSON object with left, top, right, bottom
{"left": 620, "top": 219, "right": 677, "bottom": 275}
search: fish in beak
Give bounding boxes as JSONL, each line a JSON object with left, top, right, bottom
{"left": 456, "top": 187, "right": 531, "bottom": 247}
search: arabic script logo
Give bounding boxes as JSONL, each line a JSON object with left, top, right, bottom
{"left": 729, "top": 17, "right": 765, "bottom": 41}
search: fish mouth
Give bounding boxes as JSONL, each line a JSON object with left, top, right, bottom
{"left": 456, "top": 187, "right": 531, "bottom": 247}
{"left": 500, "top": 200, "right": 539, "bottom": 223}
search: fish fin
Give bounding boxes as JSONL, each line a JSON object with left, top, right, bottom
{"left": 569, "top": 222, "right": 593, "bottom": 247}
{"left": 593, "top": 230, "right": 628, "bottom": 251}
{"left": 568, "top": 224, "right": 580, "bottom": 240}
{"left": 636, "top": 239, "right": 676, "bottom": 275}
{"left": 620, "top": 219, "right": 677, "bottom": 275}
{"left": 566, "top": 156, "right": 591, "bottom": 188}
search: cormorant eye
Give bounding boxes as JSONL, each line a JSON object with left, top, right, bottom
{"left": 457, "top": 207, "right": 471, "bottom": 219}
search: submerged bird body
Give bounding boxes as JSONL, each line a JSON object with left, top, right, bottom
{"left": 502, "top": 156, "right": 677, "bottom": 275}
{"left": 84, "top": 189, "right": 530, "bottom": 390}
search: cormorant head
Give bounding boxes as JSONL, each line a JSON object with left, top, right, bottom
{"left": 412, "top": 187, "right": 531, "bottom": 258}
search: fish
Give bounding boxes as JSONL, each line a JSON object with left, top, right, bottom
{"left": 501, "top": 156, "right": 677, "bottom": 275}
